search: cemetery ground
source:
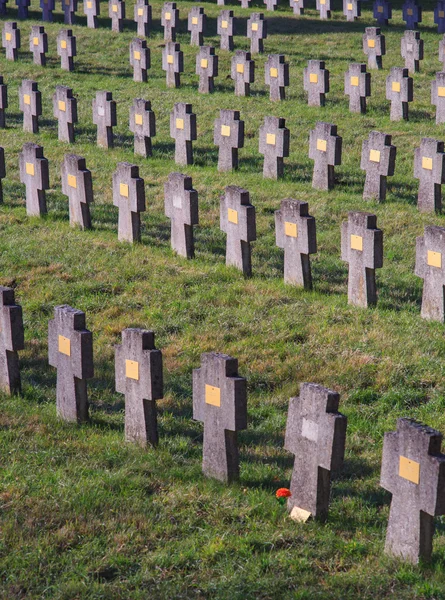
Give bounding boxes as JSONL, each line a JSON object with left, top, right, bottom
{"left": 3, "top": 0, "right": 445, "bottom": 597}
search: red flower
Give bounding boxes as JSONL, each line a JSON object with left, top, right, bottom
{"left": 275, "top": 488, "right": 292, "bottom": 499}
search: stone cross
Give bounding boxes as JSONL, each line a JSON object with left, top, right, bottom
{"left": 291, "top": 0, "right": 306, "bottom": 15}
{"left": 435, "top": 1, "right": 445, "bottom": 33}
{"left": 264, "top": 0, "right": 277, "bottom": 9}
{"left": 360, "top": 131, "right": 396, "bottom": 201}
{"left": 0, "top": 76, "right": 7, "bottom": 128}
{"left": 275, "top": 198, "right": 317, "bottom": 288}
{"left": 309, "top": 121, "right": 342, "bottom": 191}
{"left": 130, "top": 38, "right": 150, "bottom": 82}
{"left": 29, "top": 25, "right": 47, "bottom": 66}
{"left": 109, "top": 0, "right": 125, "bottom": 32}
{"left": 344, "top": 63, "right": 370, "bottom": 114}
{"left": 134, "top": 0, "right": 151, "bottom": 37}
{"left": 0, "top": 0, "right": 7, "bottom": 16}
{"left": 2, "top": 22, "right": 20, "bottom": 61}
{"left": 164, "top": 172, "right": 199, "bottom": 259}
{"left": 188, "top": 6, "right": 205, "bottom": 46}
{"left": 196, "top": 46, "right": 218, "bottom": 94}
{"left": 247, "top": 13, "right": 267, "bottom": 54}
{"left": 48, "top": 305, "right": 93, "bottom": 423}
{"left": 316, "top": 0, "right": 331, "bottom": 19}
{"left": 19, "top": 143, "right": 49, "bottom": 217}
{"left": 61, "top": 154, "right": 93, "bottom": 229}
{"left": 373, "top": 0, "right": 391, "bottom": 25}
{"left": 170, "top": 103, "right": 196, "bottom": 166}
{"left": 416, "top": 226, "right": 445, "bottom": 321}
{"left": 53, "top": 85, "right": 77, "bottom": 143}
{"left": 193, "top": 352, "right": 247, "bottom": 483}
{"left": 112, "top": 162, "right": 145, "bottom": 243}
{"left": 341, "top": 211, "right": 383, "bottom": 307}
{"left": 380, "top": 418, "right": 445, "bottom": 563}
{"left": 414, "top": 138, "right": 445, "bottom": 213}
{"left": 214, "top": 109, "right": 244, "bottom": 172}
{"left": 284, "top": 383, "right": 347, "bottom": 522}
{"left": 386, "top": 67, "right": 413, "bottom": 121}
{"left": 0, "top": 287, "right": 24, "bottom": 396}
{"left": 217, "top": 10, "right": 234, "bottom": 51}
{"left": 220, "top": 186, "right": 256, "bottom": 277}
{"left": 259, "top": 116, "right": 290, "bottom": 179}
{"left": 343, "top": 0, "right": 360, "bottom": 21}
{"left": 115, "top": 328, "right": 163, "bottom": 447}
{"left": 84, "top": 0, "right": 100, "bottom": 28}
{"left": 363, "top": 27, "right": 385, "bottom": 69}
{"left": 162, "top": 42, "right": 183, "bottom": 88}
{"left": 57, "top": 29, "right": 76, "bottom": 71}
{"left": 231, "top": 50, "right": 255, "bottom": 97}
{"left": 0, "top": 147, "right": 4, "bottom": 204}
{"left": 161, "top": 2, "right": 179, "bottom": 42}
{"left": 265, "top": 54, "right": 289, "bottom": 101}
{"left": 401, "top": 30, "right": 423, "bottom": 73}
{"left": 129, "top": 98, "right": 156, "bottom": 157}
{"left": 19, "top": 79, "right": 41, "bottom": 134}
{"left": 303, "top": 60, "right": 329, "bottom": 107}
{"left": 62, "top": 0, "right": 77, "bottom": 24}
{"left": 17, "top": 0, "right": 30, "bottom": 19}
{"left": 431, "top": 72, "right": 445, "bottom": 125}
{"left": 403, "top": 0, "right": 421, "bottom": 29}
{"left": 40, "top": 0, "right": 55, "bottom": 21}
{"left": 92, "top": 90, "right": 117, "bottom": 149}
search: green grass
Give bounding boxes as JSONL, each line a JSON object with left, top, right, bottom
{"left": 2, "top": 0, "right": 445, "bottom": 598}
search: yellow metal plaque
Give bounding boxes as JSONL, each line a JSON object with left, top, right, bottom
{"left": 135, "top": 113, "right": 143, "bottom": 125}
{"left": 285, "top": 221, "right": 297, "bottom": 238}
{"left": 58, "top": 100, "right": 66, "bottom": 112}
{"left": 369, "top": 149, "right": 380, "bottom": 163}
{"left": 67, "top": 174, "right": 77, "bottom": 188}
{"left": 221, "top": 125, "right": 231, "bottom": 137}
{"left": 316, "top": 138, "right": 327, "bottom": 152}
{"left": 407, "top": 8, "right": 413, "bottom": 15}
{"left": 228, "top": 208, "right": 238, "bottom": 224}
{"left": 422, "top": 157, "right": 433, "bottom": 170}
{"left": 176, "top": 118, "right": 184, "bottom": 130}
{"left": 192, "top": 16, "right": 198, "bottom": 25}
{"left": 377, "top": 4, "right": 383, "bottom": 11}
{"left": 61, "top": 40, "right": 67, "bottom": 49}
{"left": 137, "top": 7, "right": 143, "bottom": 15}
{"left": 309, "top": 73, "right": 318, "bottom": 84}
{"left": 392, "top": 81, "right": 401, "bottom": 93}
{"left": 440, "top": 10, "right": 445, "bottom": 17}
{"left": 221, "top": 19, "right": 228, "bottom": 28}
{"left": 367, "top": 39, "right": 375, "bottom": 48}
{"left": 350, "top": 76, "right": 359, "bottom": 86}
{"left": 270, "top": 67, "right": 278, "bottom": 78}
{"left": 112, "top": 3, "right": 118, "bottom": 11}
{"left": 267, "top": 133, "right": 276, "bottom": 146}
{"left": 350, "top": 234, "right": 363, "bottom": 251}
{"left": 347, "top": 3, "right": 353, "bottom": 9}
{"left": 33, "top": 37, "right": 39, "bottom": 46}
{"left": 87, "top": 0, "right": 92, "bottom": 7}
{"left": 120, "top": 183, "right": 129, "bottom": 198}
{"left": 134, "top": 50, "right": 141, "bottom": 60}
{"left": 5, "top": 33, "right": 11, "bottom": 42}
{"left": 205, "top": 384, "right": 221, "bottom": 407}
{"left": 399, "top": 456, "right": 420, "bottom": 484}
{"left": 236, "top": 63, "right": 244, "bottom": 74}
{"left": 200, "top": 58, "right": 208, "bottom": 69}
{"left": 24, "top": 94, "right": 31, "bottom": 105}
{"left": 320, "top": 0, "right": 326, "bottom": 5}
{"left": 167, "top": 54, "right": 173, "bottom": 64}
{"left": 25, "top": 162, "right": 35, "bottom": 176}
{"left": 428, "top": 250, "right": 442, "bottom": 268}
{"left": 252, "top": 22, "right": 258, "bottom": 31}
{"left": 290, "top": 506, "right": 312, "bottom": 522}
{"left": 125, "top": 359, "right": 139, "bottom": 380}
{"left": 58, "top": 335, "right": 71, "bottom": 356}
{"left": 165, "top": 10, "right": 171, "bottom": 19}
{"left": 438, "top": 87, "right": 445, "bottom": 97}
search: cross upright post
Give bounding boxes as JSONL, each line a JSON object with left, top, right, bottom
{"left": 134, "top": 0, "right": 151, "bottom": 37}
{"left": 415, "top": 225, "right": 445, "bottom": 321}
{"left": 19, "top": 142, "right": 49, "bottom": 216}
{"left": 214, "top": 109, "right": 244, "bottom": 172}
{"left": 164, "top": 172, "right": 199, "bottom": 259}
{"left": 112, "top": 162, "right": 146, "bottom": 243}
{"left": 360, "top": 131, "right": 396, "bottom": 201}
{"left": 309, "top": 121, "right": 342, "bottom": 190}
{"left": 259, "top": 116, "right": 290, "bottom": 179}
{"left": 61, "top": 154, "right": 94, "bottom": 229}
{"left": 220, "top": 186, "right": 256, "bottom": 277}
{"left": 414, "top": 138, "right": 445, "bottom": 213}
{"left": 53, "top": 85, "right": 77, "bottom": 143}
{"left": 0, "top": 287, "right": 24, "bottom": 396}
{"left": 231, "top": 50, "right": 255, "bottom": 97}
{"left": 170, "top": 103, "right": 197, "bottom": 166}
{"left": 196, "top": 46, "right": 218, "bottom": 94}
{"left": 29, "top": 25, "right": 47, "bottom": 66}
{"left": 344, "top": 63, "right": 370, "bottom": 114}
{"left": 303, "top": 60, "right": 329, "bottom": 106}
{"left": 92, "top": 90, "right": 117, "bottom": 149}
{"left": 129, "top": 98, "right": 156, "bottom": 157}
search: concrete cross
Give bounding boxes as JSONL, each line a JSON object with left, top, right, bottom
{"left": 316, "top": 0, "right": 331, "bottom": 19}
{"left": 57, "top": 29, "right": 76, "bottom": 71}
{"left": 162, "top": 42, "right": 183, "bottom": 88}
{"left": 239, "top": 0, "right": 251, "bottom": 7}
{"left": 16, "top": 0, "right": 30, "bottom": 19}
{"left": 265, "top": 54, "right": 289, "bottom": 101}
{"left": 403, "top": 0, "right": 421, "bottom": 29}
{"left": 129, "top": 98, "right": 156, "bottom": 157}
{"left": 373, "top": 0, "right": 391, "bottom": 24}
{"left": 62, "top": 0, "right": 77, "bottom": 24}
{"left": 115, "top": 328, "right": 163, "bottom": 447}
{"left": 53, "top": 85, "right": 77, "bottom": 143}
{"left": 291, "top": 0, "right": 306, "bottom": 15}
{"left": 19, "top": 79, "right": 41, "bottom": 134}
{"left": 360, "top": 131, "right": 396, "bottom": 201}
{"left": 0, "top": 0, "right": 8, "bottom": 15}
{"left": 275, "top": 198, "right": 317, "bottom": 288}
{"left": 2, "top": 22, "right": 20, "bottom": 60}
{"left": 0, "top": 147, "right": 4, "bottom": 204}
{"left": 0, "top": 287, "right": 24, "bottom": 396}
{"left": 284, "top": 383, "right": 347, "bottom": 522}
{"left": 344, "top": 63, "right": 370, "bottom": 114}
{"left": 363, "top": 27, "right": 385, "bottom": 69}
{"left": 343, "top": 0, "right": 360, "bottom": 21}
{"left": 164, "top": 172, "right": 199, "bottom": 259}
{"left": 401, "top": 30, "right": 423, "bottom": 73}
{"left": 92, "top": 90, "right": 117, "bottom": 149}
{"left": 109, "top": 0, "right": 125, "bottom": 32}
{"left": 130, "top": 38, "right": 150, "bottom": 82}
{"left": 134, "top": 0, "right": 151, "bottom": 37}
{"left": 264, "top": 0, "right": 277, "bottom": 9}
{"left": 341, "top": 211, "right": 383, "bottom": 307}
{"left": 435, "top": 1, "right": 445, "bottom": 33}
{"left": 40, "top": 0, "right": 55, "bottom": 21}
{"left": 431, "top": 72, "right": 445, "bottom": 125}
{"left": 196, "top": 46, "right": 218, "bottom": 94}
{"left": 61, "top": 154, "right": 93, "bottom": 229}
{"left": 29, "top": 25, "right": 47, "bottom": 66}
{"left": 214, "top": 109, "right": 244, "bottom": 172}
{"left": 217, "top": 10, "right": 234, "bottom": 51}
{"left": 84, "top": 0, "right": 100, "bottom": 28}
{"left": 193, "top": 352, "right": 247, "bottom": 483}
{"left": 247, "top": 13, "right": 267, "bottom": 54}
{"left": 170, "top": 103, "right": 197, "bottom": 166}
{"left": 231, "top": 50, "right": 255, "bottom": 97}
{"left": 113, "top": 162, "right": 145, "bottom": 243}
{"left": 416, "top": 225, "right": 445, "bottom": 321}
{"left": 414, "top": 138, "right": 445, "bottom": 213}
{"left": 259, "top": 116, "right": 290, "bottom": 179}
{"left": 188, "top": 6, "right": 205, "bottom": 47}
{"left": 19, "top": 142, "right": 49, "bottom": 216}
{"left": 220, "top": 185, "right": 256, "bottom": 277}
{"left": 303, "top": 60, "right": 329, "bottom": 107}
{"left": 0, "top": 76, "right": 7, "bottom": 128}
{"left": 380, "top": 418, "right": 445, "bottom": 563}
{"left": 48, "top": 305, "right": 93, "bottom": 423}
{"left": 309, "top": 121, "right": 342, "bottom": 191}
{"left": 161, "top": 2, "right": 179, "bottom": 42}
{"left": 386, "top": 66, "right": 413, "bottom": 121}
